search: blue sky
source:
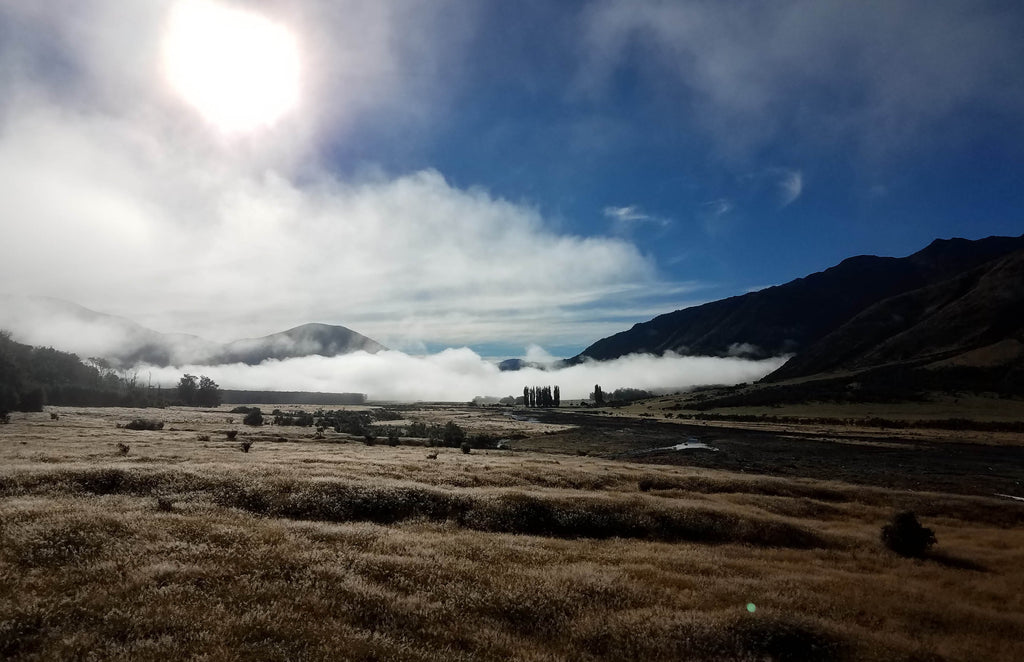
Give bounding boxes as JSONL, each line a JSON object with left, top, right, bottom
{"left": 1, "top": 1, "right": 1022, "bottom": 359}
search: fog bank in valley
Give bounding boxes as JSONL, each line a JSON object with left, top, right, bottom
{"left": 142, "top": 349, "right": 787, "bottom": 402}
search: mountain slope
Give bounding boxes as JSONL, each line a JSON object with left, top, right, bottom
{"left": 767, "top": 247, "right": 1024, "bottom": 381}
{"left": 573, "top": 235, "right": 1024, "bottom": 362}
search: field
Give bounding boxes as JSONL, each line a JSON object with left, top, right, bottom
{"left": 1, "top": 404, "right": 1023, "bottom": 661}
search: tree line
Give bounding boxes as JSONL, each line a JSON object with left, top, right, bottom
{"left": 0, "top": 330, "right": 223, "bottom": 415}
{"left": 522, "top": 385, "right": 560, "bottom": 407}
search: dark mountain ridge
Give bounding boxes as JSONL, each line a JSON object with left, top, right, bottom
{"left": 767, "top": 246, "right": 1024, "bottom": 382}
{"left": 573, "top": 234, "right": 1024, "bottom": 364}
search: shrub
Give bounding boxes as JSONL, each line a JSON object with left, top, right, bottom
{"left": 156, "top": 496, "right": 174, "bottom": 512}
{"left": 443, "top": 421, "right": 466, "bottom": 447}
{"left": 363, "top": 434, "right": 376, "bottom": 445}
{"left": 229, "top": 406, "right": 256, "bottom": 414}
{"left": 196, "top": 434, "right": 210, "bottom": 442}
{"left": 461, "top": 442, "right": 472, "bottom": 454}
{"left": 124, "top": 419, "right": 163, "bottom": 431}
{"left": 0, "top": 411, "right": 9, "bottom": 424}
{"left": 225, "top": 430, "right": 238, "bottom": 441}
{"left": 386, "top": 428, "right": 400, "bottom": 446}
{"left": 240, "top": 440, "right": 252, "bottom": 453}
{"left": 116, "top": 442, "right": 130, "bottom": 456}
{"left": 49, "top": 412, "right": 59, "bottom": 420}
{"left": 881, "top": 511, "right": 937, "bottom": 557}
{"left": 242, "top": 409, "right": 263, "bottom": 426}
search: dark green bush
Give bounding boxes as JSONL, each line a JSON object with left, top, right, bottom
{"left": 443, "top": 421, "right": 466, "bottom": 447}
{"left": 243, "top": 409, "right": 263, "bottom": 426}
{"left": 881, "top": 511, "right": 936, "bottom": 557}
{"left": 124, "top": 419, "right": 163, "bottom": 431}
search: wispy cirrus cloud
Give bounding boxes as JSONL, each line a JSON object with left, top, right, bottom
{"left": 576, "top": 0, "right": 1024, "bottom": 160}
{"left": 778, "top": 169, "right": 803, "bottom": 207}
{"left": 603, "top": 204, "right": 670, "bottom": 233}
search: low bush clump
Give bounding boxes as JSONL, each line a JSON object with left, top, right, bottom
{"left": 881, "top": 511, "right": 937, "bottom": 557}
{"left": 461, "top": 442, "right": 472, "bottom": 454}
{"left": 243, "top": 409, "right": 264, "bottom": 426}
{"left": 116, "top": 442, "right": 130, "bottom": 456}
{"left": 240, "top": 440, "right": 252, "bottom": 453}
{"left": 225, "top": 430, "right": 238, "bottom": 441}
{"left": 124, "top": 419, "right": 163, "bottom": 431}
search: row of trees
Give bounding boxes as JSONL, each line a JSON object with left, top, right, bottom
{"left": 522, "top": 385, "right": 560, "bottom": 407}
{"left": 589, "top": 384, "right": 654, "bottom": 405}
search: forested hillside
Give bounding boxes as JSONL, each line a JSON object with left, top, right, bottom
{"left": 0, "top": 331, "right": 168, "bottom": 413}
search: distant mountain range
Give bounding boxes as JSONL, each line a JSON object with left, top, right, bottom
{"left": 0, "top": 296, "right": 385, "bottom": 368}
{"left": 573, "top": 234, "right": 1024, "bottom": 388}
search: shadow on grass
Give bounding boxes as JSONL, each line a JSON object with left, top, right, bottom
{"left": 927, "top": 551, "right": 987, "bottom": 572}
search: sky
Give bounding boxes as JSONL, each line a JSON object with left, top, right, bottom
{"left": 1, "top": 0, "right": 1023, "bottom": 363}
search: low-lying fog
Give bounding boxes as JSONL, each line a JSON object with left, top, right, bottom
{"left": 141, "top": 349, "right": 786, "bottom": 402}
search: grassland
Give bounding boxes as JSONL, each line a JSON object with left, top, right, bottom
{"left": 1, "top": 405, "right": 1022, "bottom": 661}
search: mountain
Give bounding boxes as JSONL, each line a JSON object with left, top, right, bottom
{"left": 573, "top": 235, "right": 1024, "bottom": 363}
{"left": 0, "top": 296, "right": 385, "bottom": 367}
{"left": 214, "top": 323, "right": 386, "bottom": 365}
{"left": 766, "top": 247, "right": 1024, "bottom": 381}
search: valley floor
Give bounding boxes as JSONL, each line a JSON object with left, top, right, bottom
{"left": 1, "top": 404, "right": 1022, "bottom": 661}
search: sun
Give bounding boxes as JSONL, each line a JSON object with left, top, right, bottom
{"left": 162, "top": 0, "right": 300, "bottom": 134}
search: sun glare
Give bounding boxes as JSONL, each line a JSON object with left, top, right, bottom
{"left": 162, "top": 0, "right": 300, "bottom": 134}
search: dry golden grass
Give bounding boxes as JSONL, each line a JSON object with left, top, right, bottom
{"left": 1, "top": 406, "right": 1022, "bottom": 661}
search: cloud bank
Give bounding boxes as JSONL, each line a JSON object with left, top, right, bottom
{"left": 141, "top": 349, "right": 786, "bottom": 403}
{"left": 0, "top": 0, "right": 671, "bottom": 351}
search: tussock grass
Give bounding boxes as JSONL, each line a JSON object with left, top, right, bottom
{"left": 0, "top": 468, "right": 831, "bottom": 547}
{"left": 0, "top": 406, "right": 1022, "bottom": 660}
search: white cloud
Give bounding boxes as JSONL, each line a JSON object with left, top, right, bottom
{"left": 603, "top": 205, "right": 648, "bottom": 222}
{"left": 0, "top": 1, "right": 671, "bottom": 350}
{"left": 778, "top": 170, "right": 803, "bottom": 207}
{"left": 603, "top": 204, "right": 670, "bottom": 234}
{"left": 140, "top": 349, "right": 786, "bottom": 402}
